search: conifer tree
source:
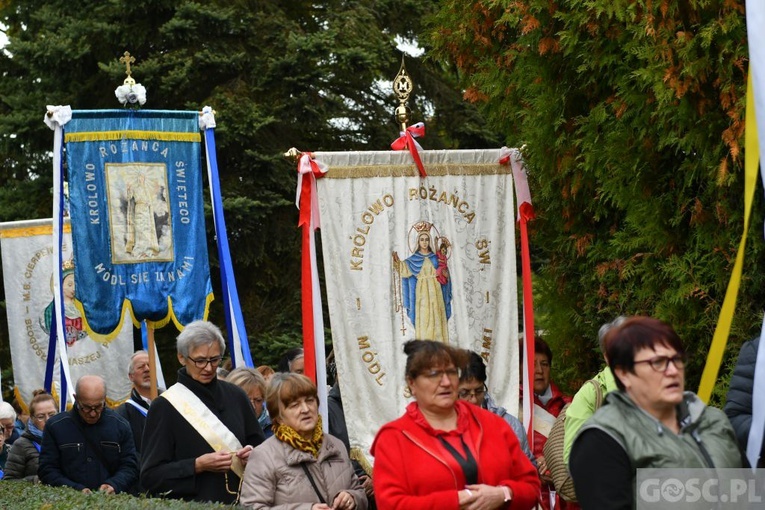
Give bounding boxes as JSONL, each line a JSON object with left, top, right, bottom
{"left": 427, "top": 0, "right": 761, "bottom": 396}
{"left": 0, "top": 0, "right": 498, "bottom": 387}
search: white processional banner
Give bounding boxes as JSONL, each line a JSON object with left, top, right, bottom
{"left": 315, "top": 149, "right": 519, "bottom": 462}
{"left": 0, "top": 219, "right": 133, "bottom": 409}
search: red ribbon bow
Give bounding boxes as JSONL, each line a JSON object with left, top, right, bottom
{"left": 391, "top": 123, "right": 427, "bottom": 177}
{"left": 296, "top": 153, "right": 327, "bottom": 230}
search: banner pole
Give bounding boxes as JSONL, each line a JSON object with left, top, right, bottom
{"left": 147, "top": 322, "right": 158, "bottom": 400}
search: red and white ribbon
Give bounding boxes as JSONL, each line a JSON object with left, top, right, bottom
{"left": 391, "top": 122, "right": 427, "bottom": 177}
{"left": 296, "top": 153, "right": 328, "bottom": 229}
{"left": 295, "top": 153, "right": 329, "bottom": 431}
{"left": 501, "top": 147, "right": 536, "bottom": 443}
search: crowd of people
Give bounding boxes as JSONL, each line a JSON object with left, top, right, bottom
{"left": 0, "top": 316, "right": 762, "bottom": 510}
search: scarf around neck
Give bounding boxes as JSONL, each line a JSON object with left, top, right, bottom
{"left": 27, "top": 419, "right": 44, "bottom": 442}
{"left": 274, "top": 415, "right": 323, "bottom": 458}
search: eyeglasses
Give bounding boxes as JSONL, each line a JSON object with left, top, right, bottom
{"left": 187, "top": 355, "right": 223, "bottom": 369}
{"left": 458, "top": 384, "right": 488, "bottom": 399}
{"left": 78, "top": 401, "right": 106, "bottom": 414}
{"left": 634, "top": 354, "right": 685, "bottom": 372}
{"left": 33, "top": 412, "right": 57, "bottom": 421}
{"left": 420, "top": 368, "right": 460, "bottom": 381}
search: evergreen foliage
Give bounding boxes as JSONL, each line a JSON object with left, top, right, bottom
{"left": 0, "top": 0, "right": 498, "bottom": 394}
{"left": 427, "top": 1, "right": 762, "bottom": 399}
{"left": 0, "top": 481, "right": 233, "bottom": 508}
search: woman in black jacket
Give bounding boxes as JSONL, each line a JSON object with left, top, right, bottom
{"left": 5, "top": 390, "right": 57, "bottom": 481}
{"left": 724, "top": 337, "right": 763, "bottom": 468}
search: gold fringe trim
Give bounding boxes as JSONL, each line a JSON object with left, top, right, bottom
{"left": 0, "top": 223, "right": 72, "bottom": 239}
{"left": 350, "top": 447, "right": 374, "bottom": 476}
{"left": 324, "top": 163, "right": 510, "bottom": 179}
{"left": 80, "top": 292, "right": 215, "bottom": 342}
{"left": 14, "top": 364, "right": 138, "bottom": 410}
{"left": 13, "top": 387, "right": 28, "bottom": 414}
{"left": 65, "top": 130, "right": 201, "bottom": 143}
{"left": 148, "top": 292, "right": 215, "bottom": 332}
{"left": 77, "top": 299, "right": 134, "bottom": 344}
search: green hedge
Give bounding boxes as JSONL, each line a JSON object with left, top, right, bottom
{"left": 0, "top": 481, "right": 239, "bottom": 509}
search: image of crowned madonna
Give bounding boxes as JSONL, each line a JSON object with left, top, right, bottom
{"left": 392, "top": 221, "right": 453, "bottom": 343}
{"left": 39, "top": 258, "right": 87, "bottom": 346}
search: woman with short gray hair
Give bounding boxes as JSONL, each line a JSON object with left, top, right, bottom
{"left": 176, "top": 320, "right": 226, "bottom": 358}
{"left": 141, "top": 320, "right": 265, "bottom": 504}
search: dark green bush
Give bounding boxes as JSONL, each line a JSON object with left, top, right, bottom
{"left": 0, "top": 482, "right": 238, "bottom": 509}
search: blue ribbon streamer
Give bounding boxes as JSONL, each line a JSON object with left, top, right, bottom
{"left": 204, "top": 128, "right": 253, "bottom": 368}
{"left": 141, "top": 321, "right": 149, "bottom": 351}
{"left": 44, "top": 136, "right": 67, "bottom": 397}
{"left": 59, "top": 360, "right": 68, "bottom": 413}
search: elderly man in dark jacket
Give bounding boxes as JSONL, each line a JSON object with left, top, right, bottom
{"left": 116, "top": 350, "right": 154, "bottom": 457}
{"left": 38, "top": 375, "right": 138, "bottom": 493}
{"left": 724, "top": 336, "right": 764, "bottom": 468}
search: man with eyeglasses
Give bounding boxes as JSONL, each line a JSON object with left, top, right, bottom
{"left": 38, "top": 375, "right": 138, "bottom": 494}
{"left": 140, "top": 320, "right": 265, "bottom": 504}
{"left": 458, "top": 351, "right": 536, "bottom": 467}
{"left": 116, "top": 350, "right": 156, "bottom": 461}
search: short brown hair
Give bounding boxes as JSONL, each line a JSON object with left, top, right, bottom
{"left": 257, "top": 365, "right": 275, "bottom": 379}
{"left": 266, "top": 373, "right": 318, "bottom": 426}
{"left": 404, "top": 340, "right": 469, "bottom": 380}
{"left": 29, "top": 389, "right": 56, "bottom": 417}
{"left": 605, "top": 316, "right": 685, "bottom": 391}
{"left": 535, "top": 336, "right": 553, "bottom": 364}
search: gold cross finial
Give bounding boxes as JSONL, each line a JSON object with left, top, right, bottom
{"left": 119, "top": 51, "right": 136, "bottom": 86}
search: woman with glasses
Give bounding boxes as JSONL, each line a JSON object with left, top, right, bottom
{"left": 570, "top": 316, "right": 742, "bottom": 509}
{"left": 140, "top": 320, "right": 265, "bottom": 504}
{"left": 240, "top": 373, "right": 367, "bottom": 510}
{"left": 227, "top": 367, "right": 273, "bottom": 438}
{"left": 459, "top": 351, "right": 536, "bottom": 467}
{"left": 371, "top": 340, "right": 539, "bottom": 509}
{"left": 4, "top": 390, "right": 56, "bottom": 482}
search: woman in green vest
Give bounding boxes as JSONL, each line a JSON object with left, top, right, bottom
{"left": 570, "top": 316, "right": 741, "bottom": 509}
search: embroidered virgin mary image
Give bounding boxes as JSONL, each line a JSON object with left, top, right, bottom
{"left": 39, "top": 259, "right": 87, "bottom": 346}
{"left": 105, "top": 163, "right": 173, "bottom": 264}
{"left": 392, "top": 221, "right": 453, "bottom": 343}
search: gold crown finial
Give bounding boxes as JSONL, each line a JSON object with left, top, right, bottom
{"left": 62, "top": 258, "right": 75, "bottom": 272}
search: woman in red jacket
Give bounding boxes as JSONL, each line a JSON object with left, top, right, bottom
{"left": 371, "top": 340, "right": 540, "bottom": 510}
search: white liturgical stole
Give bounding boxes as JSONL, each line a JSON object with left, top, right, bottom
{"left": 161, "top": 382, "right": 245, "bottom": 477}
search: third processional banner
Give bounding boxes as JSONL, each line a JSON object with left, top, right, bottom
{"left": 315, "top": 149, "right": 519, "bottom": 461}
{"left": 0, "top": 219, "right": 133, "bottom": 408}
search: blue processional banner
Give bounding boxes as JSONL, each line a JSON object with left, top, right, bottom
{"left": 65, "top": 110, "right": 212, "bottom": 337}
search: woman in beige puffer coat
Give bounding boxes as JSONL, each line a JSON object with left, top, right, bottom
{"left": 240, "top": 373, "right": 367, "bottom": 510}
